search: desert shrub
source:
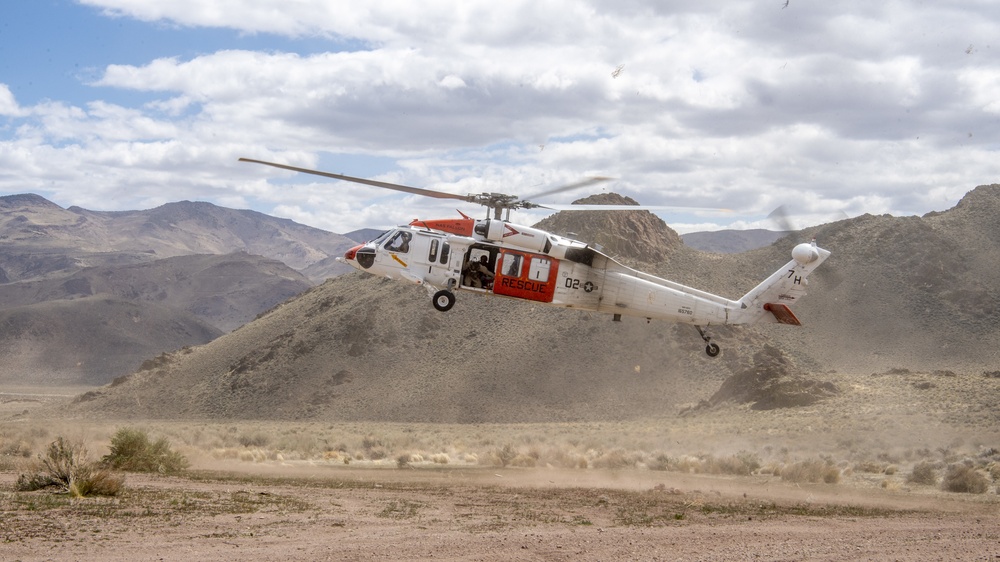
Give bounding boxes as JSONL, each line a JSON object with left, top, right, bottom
{"left": 101, "top": 427, "right": 188, "bottom": 474}
{"left": 941, "top": 464, "right": 989, "bottom": 494}
{"left": 591, "top": 448, "right": 638, "bottom": 470}
{"left": 238, "top": 432, "right": 271, "bottom": 448}
{"left": 881, "top": 478, "right": 902, "bottom": 491}
{"left": 510, "top": 453, "right": 537, "bottom": 467}
{"left": 907, "top": 461, "right": 938, "bottom": 485}
{"left": 988, "top": 462, "right": 1000, "bottom": 482}
{"left": 854, "top": 461, "right": 888, "bottom": 474}
{"left": 396, "top": 453, "right": 412, "bottom": 468}
{"left": 495, "top": 443, "right": 517, "bottom": 467}
{"left": 647, "top": 453, "right": 672, "bottom": 471}
{"left": 709, "top": 451, "right": 761, "bottom": 476}
{"left": 780, "top": 459, "right": 840, "bottom": 484}
{"left": 17, "top": 437, "right": 124, "bottom": 497}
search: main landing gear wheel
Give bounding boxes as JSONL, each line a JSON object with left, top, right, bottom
{"left": 695, "top": 326, "right": 720, "bottom": 357}
{"left": 432, "top": 290, "right": 455, "bottom": 312}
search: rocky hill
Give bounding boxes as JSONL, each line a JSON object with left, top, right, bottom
{"left": 0, "top": 194, "right": 355, "bottom": 384}
{"left": 0, "top": 194, "right": 356, "bottom": 283}
{"left": 534, "top": 193, "right": 682, "bottom": 264}
{"left": 0, "top": 252, "right": 310, "bottom": 333}
{"left": 0, "top": 296, "right": 221, "bottom": 386}
{"left": 59, "top": 184, "right": 1000, "bottom": 423}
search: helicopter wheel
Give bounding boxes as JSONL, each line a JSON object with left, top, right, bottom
{"left": 432, "top": 290, "right": 456, "bottom": 312}
{"left": 705, "top": 343, "right": 720, "bottom": 357}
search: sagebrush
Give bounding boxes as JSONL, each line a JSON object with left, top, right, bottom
{"left": 16, "top": 437, "right": 124, "bottom": 497}
{"left": 101, "top": 427, "right": 189, "bottom": 474}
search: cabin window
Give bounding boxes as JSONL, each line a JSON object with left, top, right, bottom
{"left": 528, "top": 257, "right": 551, "bottom": 281}
{"left": 440, "top": 242, "right": 450, "bottom": 264}
{"left": 500, "top": 253, "right": 523, "bottom": 277}
{"left": 428, "top": 239, "right": 439, "bottom": 262}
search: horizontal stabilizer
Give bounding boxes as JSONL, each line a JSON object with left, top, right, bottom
{"left": 764, "top": 303, "right": 801, "bottom": 326}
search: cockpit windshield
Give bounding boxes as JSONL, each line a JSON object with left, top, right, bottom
{"left": 370, "top": 230, "right": 392, "bottom": 245}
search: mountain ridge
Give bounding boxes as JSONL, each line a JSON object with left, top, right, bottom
{"left": 56, "top": 183, "right": 1000, "bottom": 423}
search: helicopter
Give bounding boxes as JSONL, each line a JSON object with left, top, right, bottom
{"left": 240, "top": 158, "right": 831, "bottom": 357}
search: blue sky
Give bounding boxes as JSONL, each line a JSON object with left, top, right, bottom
{"left": 1, "top": 1, "right": 999, "bottom": 234}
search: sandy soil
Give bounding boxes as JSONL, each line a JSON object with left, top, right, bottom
{"left": 3, "top": 370, "right": 1000, "bottom": 561}
{"left": 2, "top": 462, "right": 999, "bottom": 561}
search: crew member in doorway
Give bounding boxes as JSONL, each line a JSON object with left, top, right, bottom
{"left": 466, "top": 255, "right": 495, "bottom": 289}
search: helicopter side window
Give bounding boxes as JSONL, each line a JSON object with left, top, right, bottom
{"left": 501, "top": 253, "right": 523, "bottom": 277}
{"left": 528, "top": 257, "right": 551, "bottom": 281}
{"left": 428, "top": 239, "right": 439, "bottom": 262}
{"left": 440, "top": 242, "right": 450, "bottom": 265}
{"left": 384, "top": 231, "right": 411, "bottom": 253}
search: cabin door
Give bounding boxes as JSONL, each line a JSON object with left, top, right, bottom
{"left": 493, "top": 250, "right": 558, "bottom": 303}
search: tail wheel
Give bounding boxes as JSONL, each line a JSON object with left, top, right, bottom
{"left": 705, "top": 343, "right": 720, "bottom": 357}
{"left": 432, "top": 290, "right": 456, "bottom": 312}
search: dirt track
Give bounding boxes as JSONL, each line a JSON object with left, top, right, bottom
{"left": 3, "top": 464, "right": 998, "bottom": 561}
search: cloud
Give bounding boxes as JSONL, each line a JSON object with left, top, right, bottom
{"left": 2, "top": 1, "right": 998, "bottom": 235}
{"left": 0, "top": 85, "right": 24, "bottom": 117}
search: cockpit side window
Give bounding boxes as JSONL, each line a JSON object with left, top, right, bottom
{"left": 384, "top": 231, "right": 412, "bottom": 253}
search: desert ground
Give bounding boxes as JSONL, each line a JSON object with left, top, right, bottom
{"left": 3, "top": 369, "right": 1000, "bottom": 561}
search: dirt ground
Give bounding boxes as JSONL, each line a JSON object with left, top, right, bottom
{"left": 2, "top": 462, "right": 999, "bottom": 561}
{"left": 3, "top": 372, "right": 1000, "bottom": 561}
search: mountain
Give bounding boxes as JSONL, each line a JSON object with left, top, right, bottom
{"left": 534, "top": 193, "right": 682, "bottom": 264}
{"left": 0, "top": 252, "right": 311, "bottom": 333}
{"left": 0, "top": 194, "right": 355, "bottom": 384}
{"left": 0, "top": 296, "right": 221, "bottom": 386}
{"left": 60, "top": 184, "right": 1000, "bottom": 422}
{"left": 343, "top": 228, "right": 386, "bottom": 244}
{"left": 0, "top": 195, "right": 357, "bottom": 283}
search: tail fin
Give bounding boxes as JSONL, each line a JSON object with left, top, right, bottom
{"left": 730, "top": 241, "right": 831, "bottom": 325}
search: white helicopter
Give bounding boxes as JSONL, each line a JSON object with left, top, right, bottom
{"left": 240, "top": 158, "right": 831, "bottom": 357}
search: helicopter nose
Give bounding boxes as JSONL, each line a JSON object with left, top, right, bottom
{"left": 341, "top": 244, "right": 376, "bottom": 269}
{"left": 344, "top": 244, "right": 362, "bottom": 262}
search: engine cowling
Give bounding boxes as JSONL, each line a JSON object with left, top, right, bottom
{"left": 473, "top": 219, "right": 552, "bottom": 253}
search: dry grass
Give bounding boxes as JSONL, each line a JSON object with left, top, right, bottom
{"left": 4, "top": 368, "right": 1000, "bottom": 500}
{"left": 3, "top": 418, "right": 996, "bottom": 499}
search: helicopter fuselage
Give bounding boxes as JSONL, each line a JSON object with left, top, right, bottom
{"left": 338, "top": 217, "right": 830, "bottom": 341}
{"left": 239, "top": 157, "right": 831, "bottom": 357}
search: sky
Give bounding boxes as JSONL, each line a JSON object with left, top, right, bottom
{"left": 1, "top": 1, "right": 998, "bottom": 235}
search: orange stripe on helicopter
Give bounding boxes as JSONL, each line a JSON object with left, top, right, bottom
{"left": 391, "top": 254, "right": 408, "bottom": 267}
{"left": 409, "top": 217, "right": 475, "bottom": 236}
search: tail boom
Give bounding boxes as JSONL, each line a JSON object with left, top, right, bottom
{"left": 730, "top": 241, "right": 831, "bottom": 325}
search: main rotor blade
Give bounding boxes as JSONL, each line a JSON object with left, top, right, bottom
{"left": 519, "top": 176, "right": 613, "bottom": 201}
{"left": 239, "top": 158, "right": 471, "bottom": 202}
{"left": 539, "top": 203, "right": 732, "bottom": 214}
{"left": 767, "top": 205, "right": 795, "bottom": 232}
